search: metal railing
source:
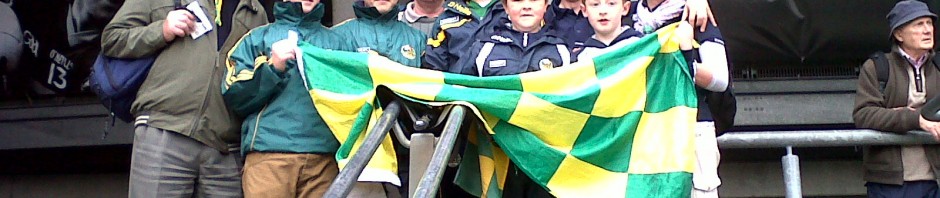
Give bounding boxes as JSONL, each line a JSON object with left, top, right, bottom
{"left": 717, "top": 129, "right": 940, "bottom": 198}
{"left": 323, "top": 101, "right": 467, "bottom": 198}
{"left": 412, "top": 106, "right": 466, "bottom": 198}
{"left": 322, "top": 101, "right": 940, "bottom": 198}
{"left": 324, "top": 101, "right": 403, "bottom": 197}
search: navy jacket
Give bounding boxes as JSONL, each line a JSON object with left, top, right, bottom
{"left": 572, "top": 27, "right": 643, "bottom": 62}
{"left": 456, "top": 16, "right": 571, "bottom": 77}
{"left": 423, "top": 0, "right": 506, "bottom": 73}
{"left": 546, "top": 1, "right": 593, "bottom": 48}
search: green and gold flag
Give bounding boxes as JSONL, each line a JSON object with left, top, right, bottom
{"left": 300, "top": 23, "right": 697, "bottom": 198}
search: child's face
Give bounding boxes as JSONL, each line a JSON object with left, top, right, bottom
{"left": 287, "top": 0, "right": 319, "bottom": 13}
{"left": 583, "top": 0, "right": 627, "bottom": 36}
{"left": 506, "top": 0, "right": 549, "bottom": 33}
{"left": 365, "top": 0, "right": 399, "bottom": 14}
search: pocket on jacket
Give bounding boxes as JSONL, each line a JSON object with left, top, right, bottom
{"left": 864, "top": 146, "right": 897, "bottom": 171}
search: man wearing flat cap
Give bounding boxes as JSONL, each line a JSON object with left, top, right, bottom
{"left": 853, "top": 0, "right": 940, "bottom": 196}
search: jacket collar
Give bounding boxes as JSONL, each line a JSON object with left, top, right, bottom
{"left": 353, "top": 0, "right": 400, "bottom": 23}
{"left": 892, "top": 46, "right": 936, "bottom": 67}
{"left": 486, "top": 15, "right": 564, "bottom": 48}
{"left": 273, "top": 2, "right": 326, "bottom": 28}
{"left": 580, "top": 28, "right": 642, "bottom": 48}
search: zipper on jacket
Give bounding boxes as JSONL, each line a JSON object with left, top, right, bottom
{"left": 523, "top": 33, "right": 528, "bottom": 48}
{"left": 189, "top": 63, "right": 217, "bottom": 135}
{"left": 248, "top": 105, "right": 268, "bottom": 151}
{"left": 913, "top": 65, "right": 924, "bottom": 92}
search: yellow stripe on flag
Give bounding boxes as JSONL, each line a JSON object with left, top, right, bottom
{"left": 385, "top": 84, "right": 445, "bottom": 101}
{"left": 369, "top": 55, "right": 446, "bottom": 100}
{"left": 507, "top": 93, "right": 588, "bottom": 153}
{"left": 368, "top": 55, "right": 446, "bottom": 87}
{"left": 547, "top": 155, "right": 629, "bottom": 198}
{"left": 519, "top": 61, "right": 598, "bottom": 95}
{"left": 656, "top": 24, "right": 681, "bottom": 53}
{"left": 480, "top": 155, "right": 496, "bottom": 198}
{"left": 309, "top": 89, "right": 374, "bottom": 144}
{"left": 337, "top": 106, "right": 400, "bottom": 181}
{"left": 591, "top": 57, "right": 652, "bottom": 117}
{"left": 628, "top": 106, "right": 697, "bottom": 174}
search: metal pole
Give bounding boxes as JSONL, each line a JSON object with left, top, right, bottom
{"left": 413, "top": 106, "right": 467, "bottom": 198}
{"left": 408, "top": 133, "right": 436, "bottom": 198}
{"left": 717, "top": 129, "right": 939, "bottom": 148}
{"left": 324, "top": 101, "right": 402, "bottom": 198}
{"left": 782, "top": 146, "right": 802, "bottom": 198}
{"left": 392, "top": 122, "right": 411, "bottom": 149}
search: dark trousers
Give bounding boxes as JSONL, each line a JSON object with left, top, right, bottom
{"left": 867, "top": 181, "right": 940, "bottom": 198}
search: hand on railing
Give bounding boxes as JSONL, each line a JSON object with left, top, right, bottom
{"left": 918, "top": 116, "right": 940, "bottom": 142}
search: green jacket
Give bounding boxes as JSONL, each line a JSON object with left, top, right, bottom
{"left": 102, "top": 0, "right": 267, "bottom": 153}
{"left": 332, "top": 1, "right": 426, "bottom": 67}
{"left": 222, "top": 2, "right": 350, "bottom": 154}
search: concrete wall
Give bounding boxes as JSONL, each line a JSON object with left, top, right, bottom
{"left": 332, "top": 0, "right": 356, "bottom": 25}
{"left": 719, "top": 160, "right": 866, "bottom": 197}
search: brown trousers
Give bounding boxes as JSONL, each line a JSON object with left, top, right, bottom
{"left": 243, "top": 152, "right": 339, "bottom": 198}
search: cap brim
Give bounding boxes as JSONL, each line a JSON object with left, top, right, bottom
{"left": 890, "top": 11, "right": 938, "bottom": 37}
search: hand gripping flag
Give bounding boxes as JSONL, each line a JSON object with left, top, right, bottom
{"left": 299, "top": 23, "right": 697, "bottom": 198}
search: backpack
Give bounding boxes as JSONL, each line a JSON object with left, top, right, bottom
{"left": 88, "top": 54, "right": 155, "bottom": 125}
{"left": 89, "top": 0, "right": 183, "bottom": 132}
{"left": 708, "top": 83, "right": 736, "bottom": 135}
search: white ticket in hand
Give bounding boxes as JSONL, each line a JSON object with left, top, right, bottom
{"left": 186, "top": 1, "right": 213, "bottom": 39}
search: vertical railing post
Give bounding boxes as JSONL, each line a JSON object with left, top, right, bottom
{"left": 409, "top": 133, "right": 436, "bottom": 197}
{"left": 413, "top": 106, "right": 467, "bottom": 198}
{"left": 782, "top": 146, "right": 802, "bottom": 198}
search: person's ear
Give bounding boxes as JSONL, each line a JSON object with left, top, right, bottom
{"left": 622, "top": 1, "right": 633, "bottom": 16}
{"left": 894, "top": 30, "right": 904, "bottom": 43}
{"left": 623, "top": 1, "right": 631, "bottom": 16}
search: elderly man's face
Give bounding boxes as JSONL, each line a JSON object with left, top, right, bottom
{"left": 895, "top": 17, "right": 935, "bottom": 51}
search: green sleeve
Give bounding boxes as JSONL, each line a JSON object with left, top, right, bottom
{"left": 221, "top": 30, "right": 291, "bottom": 117}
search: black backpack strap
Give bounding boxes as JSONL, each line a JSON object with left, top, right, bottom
{"left": 871, "top": 52, "right": 889, "bottom": 94}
